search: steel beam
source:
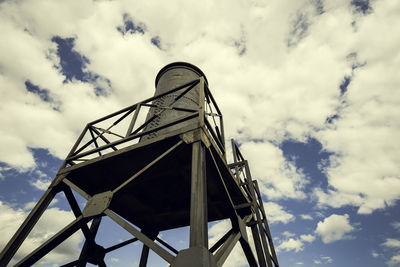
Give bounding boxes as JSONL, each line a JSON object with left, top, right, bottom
{"left": 139, "top": 230, "right": 159, "bottom": 267}
{"left": 214, "top": 232, "right": 241, "bottom": 267}
{"left": 104, "top": 209, "right": 175, "bottom": 264}
{"left": 189, "top": 141, "right": 208, "bottom": 248}
{"left": 77, "top": 217, "right": 102, "bottom": 267}
{"left": 244, "top": 161, "right": 273, "bottom": 267}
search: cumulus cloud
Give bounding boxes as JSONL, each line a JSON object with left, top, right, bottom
{"left": 0, "top": 201, "right": 83, "bottom": 265}
{"left": 382, "top": 238, "right": 400, "bottom": 249}
{"left": 0, "top": 2, "right": 399, "bottom": 263}
{"left": 382, "top": 238, "right": 400, "bottom": 267}
{"left": 282, "top": 231, "right": 295, "bottom": 238}
{"left": 276, "top": 232, "right": 315, "bottom": 253}
{"left": 300, "top": 214, "right": 313, "bottom": 220}
{"left": 371, "top": 250, "right": 381, "bottom": 258}
{"left": 313, "top": 255, "right": 333, "bottom": 264}
{"left": 276, "top": 238, "right": 304, "bottom": 253}
{"left": 388, "top": 255, "right": 400, "bottom": 267}
{"left": 30, "top": 178, "right": 52, "bottom": 191}
{"left": 240, "top": 142, "right": 307, "bottom": 200}
{"left": 315, "top": 214, "right": 355, "bottom": 243}
{"left": 314, "top": 0, "right": 400, "bottom": 214}
{"left": 263, "top": 202, "right": 295, "bottom": 224}
{"left": 392, "top": 222, "right": 400, "bottom": 231}
{"left": 300, "top": 234, "right": 316, "bottom": 243}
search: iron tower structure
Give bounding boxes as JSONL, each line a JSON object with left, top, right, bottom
{"left": 0, "top": 62, "right": 279, "bottom": 267}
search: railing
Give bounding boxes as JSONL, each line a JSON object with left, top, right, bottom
{"left": 62, "top": 77, "right": 226, "bottom": 168}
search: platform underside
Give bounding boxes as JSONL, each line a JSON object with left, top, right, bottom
{"left": 64, "top": 134, "right": 251, "bottom": 231}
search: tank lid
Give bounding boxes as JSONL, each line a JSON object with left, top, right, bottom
{"left": 155, "top": 62, "right": 208, "bottom": 87}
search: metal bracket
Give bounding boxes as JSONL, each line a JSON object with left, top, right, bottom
{"left": 180, "top": 129, "right": 210, "bottom": 148}
{"left": 82, "top": 191, "right": 113, "bottom": 218}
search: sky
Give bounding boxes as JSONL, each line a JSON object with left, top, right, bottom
{"left": 0, "top": 0, "right": 399, "bottom": 266}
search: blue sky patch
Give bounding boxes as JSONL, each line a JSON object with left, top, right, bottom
{"left": 234, "top": 40, "right": 246, "bottom": 56}
{"left": 117, "top": 13, "right": 146, "bottom": 35}
{"left": 288, "top": 12, "right": 309, "bottom": 47}
{"left": 51, "top": 36, "right": 112, "bottom": 96}
{"left": 280, "top": 138, "right": 332, "bottom": 191}
{"left": 340, "top": 76, "right": 351, "bottom": 95}
{"left": 25, "top": 80, "right": 53, "bottom": 102}
{"left": 312, "top": 0, "right": 324, "bottom": 15}
{"left": 326, "top": 114, "right": 339, "bottom": 124}
{"left": 52, "top": 36, "right": 89, "bottom": 82}
{"left": 151, "top": 36, "right": 161, "bottom": 49}
{"left": 351, "top": 0, "right": 373, "bottom": 15}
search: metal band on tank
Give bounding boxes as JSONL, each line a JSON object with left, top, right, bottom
{"left": 155, "top": 62, "right": 208, "bottom": 87}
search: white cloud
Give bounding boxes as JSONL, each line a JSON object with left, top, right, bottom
{"left": 239, "top": 141, "right": 307, "bottom": 200}
{"left": 276, "top": 232, "right": 315, "bottom": 253}
{"left": 300, "top": 234, "right": 315, "bottom": 243}
{"left": 388, "top": 255, "right": 400, "bottom": 267}
{"left": 276, "top": 238, "right": 304, "bottom": 252}
{"left": 300, "top": 214, "right": 313, "bottom": 220}
{"left": 371, "top": 250, "right": 380, "bottom": 258}
{"left": 0, "top": 0, "right": 395, "bottom": 213}
{"left": 282, "top": 231, "right": 295, "bottom": 238}
{"left": 392, "top": 222, "right": 400, "bottom": 231}
{"left": 382, "top": 238, "right": 400, "bottom": 249}
{"left": 382, "top": 238, "right": 400, "bottom": 267}
{"left": 314, "top": 255, "right": 333, "bottom": 264}
{"left": 109, "top": 257, "right": 120, "bottom": 263}
{"left": 321, "top": 256, "right": 333, "bottom": 263}
{"left": 0, "top": 3, "right": 399, "bottom": 266}
{"left": 263, "top": 202, "right": 295, "bottom": 224}
{"left": 314, "top": 0, "right": 400, "bottom": 214}
{"left": 0, "top": 201, "right": 83, "bottom": 265}
{"left": 315, "top": 214, "right": 354, "bottom": 244}
{"left": 30, "top": 178, "right": 51, "bottom": 191}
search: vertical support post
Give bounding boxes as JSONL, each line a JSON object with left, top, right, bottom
{"left": 189, "top": 141, "right": 208, "bottom": 249}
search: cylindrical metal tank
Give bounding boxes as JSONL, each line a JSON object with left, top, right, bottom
{"left": 140, "top": 62, "right": 208, "bottom": 141}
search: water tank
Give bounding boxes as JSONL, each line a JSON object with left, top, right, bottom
{"left": 141, "top": 62, "right": 208, "bottom": 141}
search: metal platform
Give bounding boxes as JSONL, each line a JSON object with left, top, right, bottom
{"left": 63, "top": 129, "right": 251, "bottom": 231}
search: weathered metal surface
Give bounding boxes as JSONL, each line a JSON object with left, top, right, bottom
{"left": 140, "top": 62, "right": 207, "bottom": 141}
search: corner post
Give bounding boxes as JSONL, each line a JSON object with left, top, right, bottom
{"left": 189, "top": 140, "right": 208, "bottom": 249}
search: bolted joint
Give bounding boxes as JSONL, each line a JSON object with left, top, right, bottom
{"left": 82, "top": 191, "right": 113, "bottom": 218}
